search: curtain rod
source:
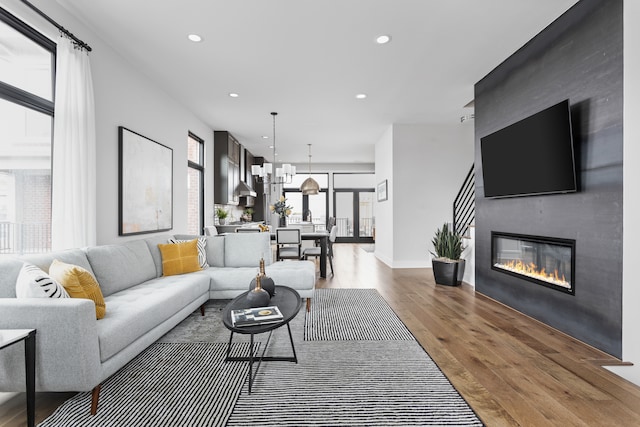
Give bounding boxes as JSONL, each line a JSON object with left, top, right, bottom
{"left": 20, "top": 0, "right": 92, "bottom": 52}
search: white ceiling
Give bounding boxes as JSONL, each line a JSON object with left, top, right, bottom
{"left": 55, "top": 0, "right": 579, "bottom": 164}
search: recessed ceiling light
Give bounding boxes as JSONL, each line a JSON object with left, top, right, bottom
{"left": 375, "top": 35, "right": 391, "bottom": 44}
{"left": 188, "top": 34, "right": 202, "bottom": 42}
{"left": 355, "top": 93, "right": 367, "bottom": 99}
{"left": 229, "top": 93, "right": 239, "bottom": 98}
{"left": 262, "top": 135, "right": 269, "bottom": 139}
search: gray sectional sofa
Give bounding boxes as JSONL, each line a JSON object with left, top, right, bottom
{"left": 0, "top": 231, "right": 315, "bottom": 413}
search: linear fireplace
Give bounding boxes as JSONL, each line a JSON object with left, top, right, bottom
{"left": 491, "top": 232, "right": 575, "bottom": 295}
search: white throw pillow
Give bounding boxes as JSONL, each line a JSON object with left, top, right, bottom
{"left": 16, "top": 262, "right": 70, "bottom": 298}
{"left": 168, "top": 237, "right": 209, "bottom": 269}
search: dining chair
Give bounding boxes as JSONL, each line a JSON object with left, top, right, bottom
{"left": 204, "top": 226, "right": 218, "bottom": 236}
{"left": 303, "top": 225, "right": 336, "bottom": 275}
{"left": 276, "top": 228, "right": 302, "bottom": 261}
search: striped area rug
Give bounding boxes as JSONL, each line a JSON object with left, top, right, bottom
{"left": 228, "top": 340, "right": 484, "bottom": 426}
{"left": 229, "top": 288, "right": 484, "bottom": 426}
{"left": 38, "top": 290, "right": 483, "bottom": 426}
{"left": 38, "top": 342, "right": 249, "bottom": 427}
{"left": 304, "top": 288, "right": 415, "bottom": 341}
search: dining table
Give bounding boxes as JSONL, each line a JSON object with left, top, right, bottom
{"left": 223, "top": 228, "right": 330, "bottom": 278}
{"left": 271, "top": 230, "right": 330, "bottom": 278}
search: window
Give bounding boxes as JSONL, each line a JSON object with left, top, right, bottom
{"left": 283, "top": 173, "right": 329, "bottom": 230}
{"left": 187, "top": 132, "right": 204, "bottom": 235}
{"left": 0, "top": 10, "right": 55, "bottom": 254}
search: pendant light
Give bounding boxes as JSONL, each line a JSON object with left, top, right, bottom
{"left": 300, "top": 144, "right": 320, "bottom": 195}
{"left": 251, "top": 112, "right": 295, "bottom": 184}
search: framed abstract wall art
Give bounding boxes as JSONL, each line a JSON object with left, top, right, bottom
{"left": 119, "top": 126, "right": 173, "bottom": 235}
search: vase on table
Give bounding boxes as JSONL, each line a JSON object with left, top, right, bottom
{"left": 279, "top": 216, "right": 287, "bottom": 228}
{"left": 246, "top": 274, "right": 270, "bottom": 308}
{"left": 250, "top": 257, "right": 276, "bottom": 297}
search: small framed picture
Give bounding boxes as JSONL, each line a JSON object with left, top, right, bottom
{"left": 377, "top": 179, "right": 388, "bottom": 202}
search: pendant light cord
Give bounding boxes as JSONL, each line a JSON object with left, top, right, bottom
{"left": 271, "top": 112, "right": 277, "bottom": 164}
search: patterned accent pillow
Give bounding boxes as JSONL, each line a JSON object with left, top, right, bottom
{"left": 49, "top": 259, "right": 106, "bottom": 319}
{"left": 168, "top": 237, "right": 208, "bottom": 269}
{"left": 15, "top": 262, "right": 70, "bottom": 298}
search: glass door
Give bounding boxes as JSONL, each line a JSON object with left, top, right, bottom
{"left": 358, "top": 192, "right": 375, "bottom": 238}
{"left": 333, "top": 189, "right": 374, "bottom": 243}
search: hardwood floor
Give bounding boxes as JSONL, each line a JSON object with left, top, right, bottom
{"left": 319, "top": 244, "right": 640, "bottom": 426}
{"left": 2, "top": 243, "right": 640, "bottom": 426}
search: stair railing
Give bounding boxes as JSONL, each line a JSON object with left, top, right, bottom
{"left": 453, "top": 164, "right": 475, "bottom": 238}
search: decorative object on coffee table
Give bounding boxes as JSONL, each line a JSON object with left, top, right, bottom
{"left": 430, "top": 222, "right": 466, "bottom": 286}
{"left": 230, "top": 306, "right": 283, "bottom": 328}
{"left": 245, "top": 274, "right": 270, "bottom": 307}
{"left": 250, "top": 257, "right": 275, "bottom": 297}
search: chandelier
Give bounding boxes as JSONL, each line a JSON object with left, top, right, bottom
{"left": 300, "top": 144, "right": 320, "bottom": 195}
{"left": 251, "top": 112, "right": 296, "bottom": 184}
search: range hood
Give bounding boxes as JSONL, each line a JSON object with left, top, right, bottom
{"left": 235, "top": 180, "right": 257, "bottom": 197}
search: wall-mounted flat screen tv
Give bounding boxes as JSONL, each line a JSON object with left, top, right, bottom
{"left": 480, "top": 99, "right": 577, "bottom": 198}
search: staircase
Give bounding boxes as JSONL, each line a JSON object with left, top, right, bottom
{"left": 453, "top": 164, "right": 475, "bottom": 238}
{"left": 453, "top": 164, "right": 475, "bottom": 286}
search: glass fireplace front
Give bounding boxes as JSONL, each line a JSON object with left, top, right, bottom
{"left": 491, "top": 232, "right": 575, "bottom": 294}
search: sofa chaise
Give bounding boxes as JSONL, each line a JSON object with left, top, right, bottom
{"left": 0, "top": 231, "right": 315, "bottom": 414}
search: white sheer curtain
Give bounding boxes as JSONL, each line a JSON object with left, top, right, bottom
{"left": 51, "top": 36, "right": 96, "bottom": 250}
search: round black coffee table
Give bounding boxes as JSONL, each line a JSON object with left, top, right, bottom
{"left": 222, "top": 285, "right": 302, "bottom": 393}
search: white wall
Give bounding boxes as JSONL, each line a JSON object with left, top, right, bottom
{"left": 607, "top": 0, "right": 640, "bottom": 386}
{"left": 375, "top": 126, "right": 394, "bottom": 265}
{"left": 2, "top": 0, "right": 215, "bottom": 245}
{"left": 375, "top": 122, "right": 473, "bottom": 268}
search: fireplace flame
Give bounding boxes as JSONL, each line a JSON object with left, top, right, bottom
{"left": 494, "top": 260, "right": 570, "bottom": 289}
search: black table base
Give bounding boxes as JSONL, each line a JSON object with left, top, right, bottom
{"left": 225, "top": 323, "right": 298, "bottom": 393}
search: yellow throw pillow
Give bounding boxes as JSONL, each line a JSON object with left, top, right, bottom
{"left": 158, "top": 239, "right": 202, "bottom": 276}
{"left": 49, "top": 259, "right": 106, "bottom": 320}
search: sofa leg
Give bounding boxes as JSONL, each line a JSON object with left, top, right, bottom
{"left": 306, "top": 298, "right": 311, "bottom": 312}
{"left": 200, "top": 304, "right": 205, "bottom": 316}
{"left": 90, "top": 384, "right": 101, "bottom": 415}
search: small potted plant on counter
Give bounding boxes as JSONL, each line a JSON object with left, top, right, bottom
{"left": 215, "top": 207, "right": 228, "bottom": 225}
{"left": 241, "top": 208, "right": 254, "bottom": 222}
{"left": 430, "top": 222, "right": 466, "bottom": 286}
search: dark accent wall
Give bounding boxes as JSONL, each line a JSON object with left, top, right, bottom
{"left": 474, "top": 0, "right": 623, "bottom": 357}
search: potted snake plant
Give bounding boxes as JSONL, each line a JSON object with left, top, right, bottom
{"left": 429, "top": 223, "right": 466, "bottom": 286}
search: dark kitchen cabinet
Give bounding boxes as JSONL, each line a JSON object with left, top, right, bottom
{"left": 214, "top": 131, "right": 240, "bottom": 205}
